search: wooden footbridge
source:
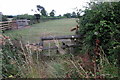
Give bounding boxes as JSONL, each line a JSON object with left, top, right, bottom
{"left": 38, "top": 35, "right": 81, "bottom": 51}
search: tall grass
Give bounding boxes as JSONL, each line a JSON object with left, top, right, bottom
{"left": 1, "top": 35, "right": 118, "bottom": 79}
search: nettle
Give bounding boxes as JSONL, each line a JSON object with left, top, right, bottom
{"left": 78, "top": 2, "right": 120, "bottom": 63}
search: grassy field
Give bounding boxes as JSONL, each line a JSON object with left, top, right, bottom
{"left": 4, "top": 18, "right": 77, "bottom": 43}
{"left": 2, "top": 18, "right": 78, "bottom": 78}
{"left": 2, "top": 18, "right": 118, "bottom": 78}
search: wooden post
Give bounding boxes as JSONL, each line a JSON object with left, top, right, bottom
{"left": 39, "top": 39, "right": 44, "bottom": 47}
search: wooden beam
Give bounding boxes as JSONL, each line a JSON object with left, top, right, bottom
{"left": 41, "top": 35, "right": 80, "bottom": 41}
{"left": 42, "top": 44, "right": 79, "bottom": 50}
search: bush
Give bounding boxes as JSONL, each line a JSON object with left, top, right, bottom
{"left": 78, "top": 2, "right": 120, "bottom": 63}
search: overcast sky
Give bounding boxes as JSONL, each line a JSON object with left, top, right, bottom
{"left": 0, "top": 0, "right": 90, "bottom": 16}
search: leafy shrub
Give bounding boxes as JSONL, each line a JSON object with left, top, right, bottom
{"left": 78, "top": 2, "right": 120, "bottom": 63}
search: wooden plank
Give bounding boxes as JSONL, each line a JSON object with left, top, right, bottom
{"left": 42, "top": 44, "right": 79, "bottom": 50}
{"left": 0, "top": 21, "right": 13, "bottom": 24}
{"left": 2, "top": 24, "right": 9, "bottom": 26}
{"left": 41, "top": 35, "right": 80, "bottom": 41}
{"left": 43, "top": 46, "right": 58, "bottom": 50}
{"left": 0, "top": 25, "right": 2, "bottom": 27}
{"left": 0, "top": 21, "right": 18, "bottom": 31}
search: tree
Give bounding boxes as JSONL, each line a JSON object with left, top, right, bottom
{"left": 2, "top": 15, "right": 8, "bottom": 21}
{"left": 58, "top": 15, "right": 61, "bottom": 17}
{"left": 71, "top": 12, "right": 77, "bottom": 18}
{"left": 34, "top": 14, "right": 40, "bottom": 22}
{"left": 63, "top": 13, "right": 71, "bottom": 18}
{"left": 14, "top": 14, "right": 35, "bottom": 20}
{"left": 49, "top": 10, "right": 55, "bottom": 17}
{"left": 37, "top": 5, "right": 47, "bottom": 17}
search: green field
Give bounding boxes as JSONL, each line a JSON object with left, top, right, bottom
{"left": 4, "top": 18, "right": 77, "bottom": 43}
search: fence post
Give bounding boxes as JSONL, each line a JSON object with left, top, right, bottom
{"left": 39, "top": 39, "right": 44, "bottom": 47}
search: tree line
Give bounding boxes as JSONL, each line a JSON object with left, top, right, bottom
{"left": 2, "top": 5, "right": 79, "bottom": 21}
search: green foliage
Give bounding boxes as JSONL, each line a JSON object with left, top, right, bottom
{"left": 63, "top": 13, "right": 71, "bottom": 18}
{"left": 14, "top": 14, "right": 35, "bottom": 20}
{"left": 2, "top": 15, "right": 8, "bottom": 21}
{"left": 50, "top": 10, "right": 55, "bottom": 17}
{"left": 78, "top": 2, "right": 120, "bottom": 63}
{"left": 2, "top": 39, "right": 23, "bottom": 78}
{"left": 37, "top": 5, "right": 48, "bottom": 17}
{"left": 63, "top": 12, "right": 78, "bottom": 18}
{"left": 71, "top": 12, "right": 77, "bottom": 18}
{"left": 34, "top": 14, "right": 41, "bottom": 23}
{"left": 13, "top": 14, "right": 37, "bottom": 23}
{"left": 102, "top": 63, "right": 118, "bottom": 78}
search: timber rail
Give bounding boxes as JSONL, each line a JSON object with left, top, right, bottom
{"left": 41, "top": 35, "right": 80, "bottom": 41}
{"left": 0, "top": 21, "right": 17, "bottom": 32}
{"left": 39, "top": 35, "right": 81, "bottom": 50}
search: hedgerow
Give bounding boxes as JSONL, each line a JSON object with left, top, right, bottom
{"left": 78, "top": 2, "right": 120, "bottom": 63}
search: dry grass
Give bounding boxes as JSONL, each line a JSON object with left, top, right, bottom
{"left": 2, "top": 36, "right": 118, "bottom": 79}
